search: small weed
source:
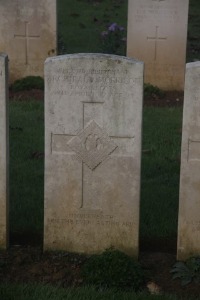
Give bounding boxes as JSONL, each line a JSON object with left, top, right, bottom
{"left": 171, "top": 256, "right": 200, "bottom": 285}
{"left": 100, "top": 23, "right": 126, "bottom": 55}
{"left": 81, "top": 248, "right": 145, "bottom": 291}
{"left": 10, "top": 76, "right": 44, "bottom": 92}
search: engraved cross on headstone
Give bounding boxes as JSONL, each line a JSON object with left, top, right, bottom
{"left": 147, "top": 26, "right": 167, "bottom": 61}
{"left": 52, "top": 100, "right": 134, "bottom": 210}
{"left": 14, "top": 21, "right": 40, "bottom": 65}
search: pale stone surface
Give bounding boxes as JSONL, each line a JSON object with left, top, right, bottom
{"left": 0, "top": 0, "right": 57, "bottom": 82}
{"left": 177, "top": 62, "right": 200, "bottom": 260}
{"left": 44, "top": 54, "right": 144, "bottom": 256}
{"left": 0, "top": 54, "right": 9, "bottom": 249}
{"left": 127, "top": 0, "right": 189, "bottom": 90}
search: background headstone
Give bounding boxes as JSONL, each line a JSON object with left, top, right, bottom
{"left": 44, "top": 54, "right": 143, "bottom": 256}
{"left": 0, "top": 53, "right": 9, "bottom": 249}
{"left": 127, "top": 0, "right": 189, "bottom": 90}
{"left": 177, "top": 62, "right": 200, "bottom": 260}
{"left": 0, "top": 0, "right": 57, "bottom": 82}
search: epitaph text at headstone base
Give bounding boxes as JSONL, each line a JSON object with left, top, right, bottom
{"left": 0, "top": 0, "right": 57, "bottom": 82}
{"left": 0, "top": 54, "right": 9, "bottom": 249}
{"left": 44, "top": 54, "right": 144, "bottom": 256}
{"left": 177, "top": 62, "right": 200, "bottom": 260}
{"left": 127, "top": 0, "right": 189, "bottom": 90}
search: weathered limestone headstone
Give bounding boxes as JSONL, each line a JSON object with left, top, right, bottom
{"left": 127, "top": 0, "right": 189, "bottom": 90}
{"left": 44, "top": 54, "right": 144, "bottom": 256}
{"left": 0, "top": 54, "right": 9, "bottom": 249}
{"left": 0, "top": 0, "right": 57, "bottom": 82}
{"left": 177, "top": 62, "right": 200, "bottom": 260}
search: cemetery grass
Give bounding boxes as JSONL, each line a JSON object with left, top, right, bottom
{"left": 187, "top": 0, "right": 200, "bottom": 62}
{"left": 9, "top": 100, "right": 44, "bottom": 244}
{"left": 1, "top": 285, "right": 199, "bottom": 300}
{"left": 7, "top": 92, "right": 200, "bottom": 298}
{"left": 57, "top": 0, "right": 128, "bottom": 55}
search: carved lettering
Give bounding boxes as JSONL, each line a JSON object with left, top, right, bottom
{"left": 53, "top": 68, "right": 128, "bottom": 75}
{"left": 135, "top": 4, "right": 179, "bottom": 23}
{"left": 46, "top": 72, "right": 140, "bottom": 99}
{"left": 47, "top": 217, "right": 135, "bottom": 228}
{"left": 46, "top": 74, "right": 135, "bottom": 85}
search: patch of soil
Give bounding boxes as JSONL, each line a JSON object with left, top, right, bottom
{"left": 141, "top": 252, "right": 200, "bottom": 298}
{"left": 0, "top": 245, "right": 199, "bottom": 298}
{"left": 9, "top": 89, "right": 184, "bottom": 107}
{"left": 144, "top": 91, "right": 184, "bottom": 107}
{"left": 140, "top": 236, "right": 177, "bottom": 253}
{"left": 9, "top": 89, "right": 44, "bottom": 101}
{"left": 0, "top": 246, "right": 85, "bottom": 287}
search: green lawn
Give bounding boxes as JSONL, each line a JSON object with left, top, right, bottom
{"left": 9, "top": 101, "right": 44, "bottom": 236}
{"left": 0, "top": 284, "right": 196, "bottom": 300}
{"left": 141, "top": 107, "right": 182, "bottom": 240}
{"left": 57, "top": 0, "right": 127, "bottom": 55}
{"left": 9, "top": 102, "right": 182, "bottom": 243}
{"left": 187, "top": 0, "right": 200, "bottom": 62}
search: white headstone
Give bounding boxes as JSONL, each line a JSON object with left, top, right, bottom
{"left": 177, "top": 62, "right": 200, "bottom": 260}
{"left": 0, "top": 54, "right": 9, "bottom": 249}
{"left": 0, "top": 0, "right": 57, "bottom": 82}
{"left": 127, "top": 0, "right": 189, "bottom": 90}
{"left": 44, "top": 54, "right": 144, "bottom": 256}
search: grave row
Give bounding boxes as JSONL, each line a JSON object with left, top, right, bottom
{"left": 0, "top": 0, "right": 189, "bottom": 90}
{"left": 0, "top": 52, "right": 200, "bottom": 261}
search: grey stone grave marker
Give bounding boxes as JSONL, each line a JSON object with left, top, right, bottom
{"left": 127, "top": 0, "right": 189, "bottom": 90}
{"left": 178, "top": 62, "right": 200, "bottom": 260}
{"left": 44, "top": 54, "right": 144, "bottom": 256}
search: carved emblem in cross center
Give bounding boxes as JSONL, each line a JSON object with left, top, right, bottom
{"left": 68, "top": 120, "right": 117, "bottom": 170}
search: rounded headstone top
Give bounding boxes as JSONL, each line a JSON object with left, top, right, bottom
{"left": 45, "top": 53, "right": 143, "bottom": 66}
{"left": 186, "top": 61, "right": 200, "bottom": 69}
